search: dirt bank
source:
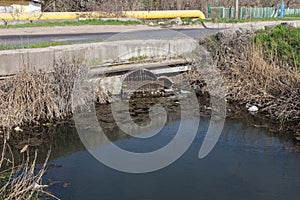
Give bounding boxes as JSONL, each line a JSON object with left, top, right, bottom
{"left": 192, "top": 23, "right": 300, "bottom": 142}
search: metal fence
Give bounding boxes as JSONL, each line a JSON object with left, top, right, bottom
{"left": 285, "top": 8, "right": 300, "bottom": 15}
{"left": 208, "top": 7, "right": 300, "bottom": 19}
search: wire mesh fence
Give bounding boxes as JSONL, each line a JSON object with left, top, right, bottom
{"left": 208, "top": 6, "right": 300, "bottom": 19}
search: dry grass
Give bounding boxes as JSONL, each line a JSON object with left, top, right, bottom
{"left": 0, "top": 70, "right": 60, "bottom": 130}
{"left": 0, "top": 60, "right": 111, "bottom": 199}
{"left": 199, "top": 28, "right": 300, "bottom": 127}
{"left": 0, "top": 62, "right": 81, "bottom": 131}
{"left": 0, "top": 139, "right": 57, "bottom": 200}
{"left": 0, "top": 61, "right": 113, "bottom": 200}
{"left": 0, "top": 62, "right": 111, "bottom": 132}
{"left": 227, "top": 44, "right": 300, "bottom": 122}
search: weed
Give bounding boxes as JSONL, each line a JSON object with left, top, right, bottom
{"left": 128, "top": 55, "right": 148, "bottom": 62}
{"left": 0, "top": 41, "right": 73, "bottom": 50}
{"left": 254, "top": 24, "right": 300, "bottom": 70}
{"left": 0, "top": 19, "right": 142, "bottom": 29}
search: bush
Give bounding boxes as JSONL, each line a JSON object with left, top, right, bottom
{"left": 0, "top": 63, "right": 79, "bottom": 131}
{"left": 254, "top": 24, "right": 300, "bottom": 70}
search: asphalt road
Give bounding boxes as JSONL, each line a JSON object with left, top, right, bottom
{"left": 0, "top": 28, "right": 224, "bottom": 46}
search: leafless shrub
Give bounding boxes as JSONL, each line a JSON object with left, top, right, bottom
{"left": 0, "top": 69, "right": 61, "bottom": 130}
{"left": 0, "top": 61, "right": 109, "bottom": 131}
{"left": 42, "top": 0, "right": 209, "bottom": 12}
{"left": 52, "top": 61, "right": 81, "bottom": 116}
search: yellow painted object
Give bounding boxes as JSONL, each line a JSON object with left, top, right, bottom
{"left": 123, "top": 10, "right": 206, "bottom": 19}
{"left": 0, "top": 10, "right": 205, "bottom": 21}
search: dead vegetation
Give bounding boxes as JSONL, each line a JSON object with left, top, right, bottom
{"left": 42, "top": 0, "right": 209, "bottom": 12}
{"left": 227, "top": 44, "right": 300, "bottom": 122}
{"left": 0, "top": 63, "right": 78, "bottom": 132}
{"left": 0, "top": 61, "right": 106, "bottom": 199}
{"left": 0, "top": 62, "right": 111, "bottom": 132}
{"left": 195, "top": 27, "right": 300, "bottom": 136}
{"left": 0, "top": 139, "right": 56, "bottom": 199}
{"left": 0, "top": 62, "right": 82, "bottom": 198}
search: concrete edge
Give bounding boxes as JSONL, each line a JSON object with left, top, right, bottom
{"left": 0, "top": 38, "right": 198, "bottom": 76}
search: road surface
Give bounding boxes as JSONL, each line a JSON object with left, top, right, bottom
{"left": 0, "top": 25, "right": 224, "bottom": 46}
{"left": 1, "top": 20, "right": 297, "bottom": 46}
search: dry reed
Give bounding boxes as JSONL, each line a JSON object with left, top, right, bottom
{"left": 0, "top": 139, "right": 57, "bottom": 199}
{"left": 199, "top": 28, "right": 300, "bottom": 124}
{"left": 227, "top": 44, "right": 300, "bottom": 122}
{"left": 0, "top": 62, "right": 111, "bottom": 131}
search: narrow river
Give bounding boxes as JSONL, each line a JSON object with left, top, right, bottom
{"left": 42, "top": 109, "right": 300, "bottom": 200}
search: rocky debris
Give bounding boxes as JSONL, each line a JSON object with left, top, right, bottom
{"left": 281, "top": 22, "right": 297, "bottom": 28}
{"left": 169, "top": 17, "right": 183, "bottom": 25}
{"left": 95, "top": 85, "right": 112, "bottom": 104}
{"left": 202, "top": 28, "right": 255, "bottom": 70}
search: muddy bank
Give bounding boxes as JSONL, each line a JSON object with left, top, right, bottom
{"left": 4, "top": 92, "right": 299, "bottom": 157}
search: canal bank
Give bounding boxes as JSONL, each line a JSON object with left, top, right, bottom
{"left": 196, "top": 23, "right": 300, "bottom": 142}
{"left": 3, "top": 96, "right": 300, "bottom": 200}
{"left": 0, "top": 22, "right": 299, "bottom": 139}
{"left": 0, "top": 22, "right": 300, "bottom": 199}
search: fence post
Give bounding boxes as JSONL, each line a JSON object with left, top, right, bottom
{"left": 235, "top": 0, "right": 239, "bottom": 19}
{"left": 239, "top": 8, "right": 243, "bottom": 19}
{"left": 222, "top": 7, "right": 225, "bottom": 18}
{"left": 280, "top": 1, "right": 285, "bottom": 17}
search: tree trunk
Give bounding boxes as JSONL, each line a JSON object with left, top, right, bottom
{"left": 235, "top": 0, "right": 239, "bottom": 19}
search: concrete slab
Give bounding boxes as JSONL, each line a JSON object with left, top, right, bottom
{"left": 0, "top": 39, "right": 198, "bottom": 76}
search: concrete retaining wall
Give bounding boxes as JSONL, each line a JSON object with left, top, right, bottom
{"left": 0, "top": 39, "right": 198, "bottom": 76}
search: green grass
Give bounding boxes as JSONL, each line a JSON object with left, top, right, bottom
{"left": 254, "top": 24, "right": 300, "bottom": 70}
{"left": 191, "top": 14, "right": 300, "bottom": 24}
{"left": 285, "top": 13, "right": 300, "bottom": 18}
{"left": 0, "top": 41, "right": 74, "bottom": 50}
{"left": 0, "top": 19, "right": 143, "bottom": 29}
{"left": 0, "top": 39, "right": 108, "bottom": 50}
{"left": 128, "top": 55, "right": 148, "bottom": 61}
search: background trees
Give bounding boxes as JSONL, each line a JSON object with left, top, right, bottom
{"left": 41, "top": 0, "right": 300, "bottom": 12}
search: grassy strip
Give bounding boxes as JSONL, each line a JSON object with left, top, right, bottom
{"left": 0, "top": 41, "right": 75, "bottom": 50}
{"left": 0, "top": 19, "right": 142, "bottom": 29}
{"left": 186, "top": 14, "right": 300, "bottom": 24}
{"left": 0, "top": 39, "right": 107, "bottom": 50}
{"left": 1, "top": 15, "right": 298, "bottom": 29}
{"left": 254, "top": 24, "right": 300, "bottom": 70}
{"left": 285, "top": 13, "right": 300, "bottom": 18}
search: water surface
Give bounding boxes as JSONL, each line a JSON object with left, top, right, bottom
{"left": 44, "top": 117, "right": 300, "bottom": 200}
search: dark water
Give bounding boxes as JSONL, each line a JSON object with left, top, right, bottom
{"left": 43, "top": 116, "right": 300, "bottom": 200}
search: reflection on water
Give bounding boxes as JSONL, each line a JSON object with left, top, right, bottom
{"left": 43, "top": 116, "right": 300, "bottom": 200}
